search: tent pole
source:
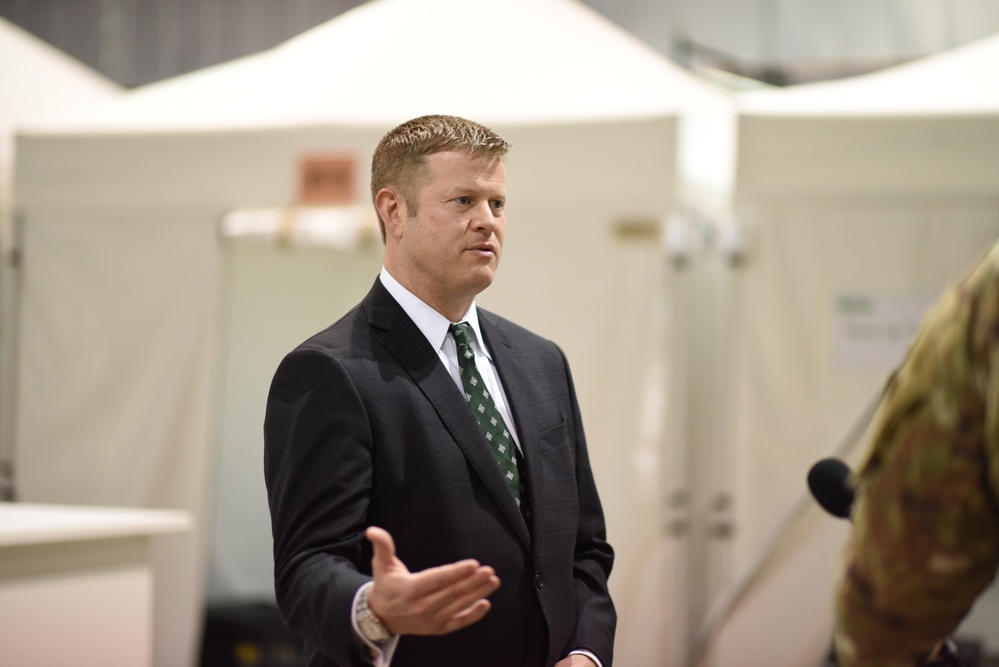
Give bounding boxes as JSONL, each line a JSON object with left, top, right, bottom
{"left": 0, "top": 208, "right": 23, "bottom": 501}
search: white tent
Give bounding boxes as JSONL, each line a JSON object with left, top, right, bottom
{"left": 0, "top": 15, "right": 119, "bottom": 183}
{"left": 688, "top": 32, "right": 999, "bottom": 667}
{"left": 0, "top": 15, "right": 120, "bottom": 499}
{"left": 32, "top": 0, "right": 723, "bottom": 132}
{"left": 0, "top": 15, "right": 119, "bottom": 254}
{"left": 10, "top": 1, "right": 731, "bottom": 665}
{"left": 739, "top": 31, "right": 999, "bottom": 116}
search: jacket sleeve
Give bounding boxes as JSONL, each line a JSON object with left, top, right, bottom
{"left": 563, "top": 347, "right": 617, "bottom": 666}
{"left": 264, "top": 345, "right": 374, "bottom": 666}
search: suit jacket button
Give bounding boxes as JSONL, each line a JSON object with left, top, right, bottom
{"left": 535, "top": 573, "right": 544, "bottom": 588}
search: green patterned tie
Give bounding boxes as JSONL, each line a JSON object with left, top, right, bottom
{"left": 449, "top": 322, "right": 526, "bottom": 508}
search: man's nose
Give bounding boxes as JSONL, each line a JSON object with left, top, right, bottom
{"left": 471, "top": 203, "right": 501, "bottom": 232}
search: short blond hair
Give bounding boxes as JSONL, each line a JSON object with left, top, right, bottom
{"left": 371, "top": 115, "right": 511, "bottom": 241}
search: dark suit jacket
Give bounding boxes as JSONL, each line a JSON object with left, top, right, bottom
{"left": 264, "top": 278, "right": 615, "bottom": 667}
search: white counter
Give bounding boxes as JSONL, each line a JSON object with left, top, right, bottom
{"left": 0, "top": 502, "right": 191, "bottom": 667}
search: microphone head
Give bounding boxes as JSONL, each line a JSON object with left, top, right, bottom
{"left": 807, "top": 457, "right": 856, "bottom": 520}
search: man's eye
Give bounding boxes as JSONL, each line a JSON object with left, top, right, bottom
{"left": 455, "top": 196, "right": 471, "bottom": 205}
{"left": 491, "top": 200, "right": 505, "bottom": 211}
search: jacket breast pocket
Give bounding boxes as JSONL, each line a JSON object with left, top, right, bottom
{"left": 537, "top": 419, "right": 568, "bottom": 452}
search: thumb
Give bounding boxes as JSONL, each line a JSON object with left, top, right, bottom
{"left": 366, "top": 526, "right": 397, "bottom": 574}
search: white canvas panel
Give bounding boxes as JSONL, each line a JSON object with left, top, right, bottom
{"left": 736, "top": 116, "right": 999, "bottom": 197}
{"left": 207, "top": 237, "right": 384, "bottom": 602}
{"left": 0, "top": 17, "right": 121, "bottom": 483}
{"left": 14, "top": 205, "right": 221, "bottom": 667}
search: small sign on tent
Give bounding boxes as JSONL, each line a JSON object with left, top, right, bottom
{"left": 833, "top": 293, "right": 935, "bottom": 370}
{"left": 297, "top": 154, "right": 357, "bottom": 205}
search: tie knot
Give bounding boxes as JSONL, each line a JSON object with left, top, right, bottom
{"left": 449, "top": 322, "right": 472, "bottom": 348}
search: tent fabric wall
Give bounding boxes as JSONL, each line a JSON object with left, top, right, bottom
{"left": 208, "top": 238, "right": 385, "bottom": 602}
{"left": 0, "top": 15, "right": 120, "bottom": 500}
{"left": 736, "top": 115, "right": 999, "bottom": 197}
{"left": 0, "top": 15, "right": 119, "bottom": 241}
{"left": 0, "top": 14, "right": 120, "bottom": 296}
{"left": 12, "top": 125, "right": 384, "bottom": 667}
{"left": 14, "top": 203, "right": 222, "bottom": 667}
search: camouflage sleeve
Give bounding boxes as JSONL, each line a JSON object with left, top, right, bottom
{"left": 834, "top": 241, "right": 999, "bottom": 667}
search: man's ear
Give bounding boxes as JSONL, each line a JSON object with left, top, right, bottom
{"left": 375, "top": 188, "right": 406, "bottom": 241}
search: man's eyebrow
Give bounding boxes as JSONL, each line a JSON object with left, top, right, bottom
{"left": 443, "top": 184, "right": 505, "bottom": 196}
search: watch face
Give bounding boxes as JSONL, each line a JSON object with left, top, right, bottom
{"left": 361, "top": 613, "right": 390, "bottom": 642}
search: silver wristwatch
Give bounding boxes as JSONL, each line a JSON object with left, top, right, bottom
{"left": 357, "top": 584, "right": 392, "bottom": 643}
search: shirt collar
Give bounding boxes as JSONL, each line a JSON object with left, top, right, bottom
{"left": 379, "top": 268, "right": 491, "bottom": 359}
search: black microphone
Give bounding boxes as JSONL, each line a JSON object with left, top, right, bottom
{"left": 807, "top": 457, "right": 856, "bottom": 520}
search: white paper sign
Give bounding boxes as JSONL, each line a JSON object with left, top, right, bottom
{"left": 834, "top": 293, "right": 936, "bottom": 370}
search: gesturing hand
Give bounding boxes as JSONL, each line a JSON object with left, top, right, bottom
{"left": 365, "top": 526, "right": 501, "bottom": 636}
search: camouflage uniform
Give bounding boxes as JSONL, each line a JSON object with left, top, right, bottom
{"left": 834, "top": 240, "right": 999, "bottom": 667}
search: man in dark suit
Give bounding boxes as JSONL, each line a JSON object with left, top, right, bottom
{"left": 264, "top": 115, "right": 615, "bottom": 667}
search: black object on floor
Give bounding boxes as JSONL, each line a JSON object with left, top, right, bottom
{"left": 200, "top": 601, "right": 303, "bottom": 667}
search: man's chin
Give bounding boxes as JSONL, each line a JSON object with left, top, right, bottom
{"left": 464, "top": 269, "right": 497, "bottom": 297}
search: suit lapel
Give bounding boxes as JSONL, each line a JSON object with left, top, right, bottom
{"left": 479, "top": 312, "right": 543, "bottom": 543}
{"left": 363, "top": 281, "right": 531, "bottom": 548}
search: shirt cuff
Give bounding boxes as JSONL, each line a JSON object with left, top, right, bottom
{"left": 351, "top": 581, "right": 400, "bottom": 666}
{"left": 569, "top": 648, "right": 603, "bottom": 667}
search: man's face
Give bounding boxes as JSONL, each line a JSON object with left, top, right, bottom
{"left": 392, "top": 150, "right": 507, "bottom": 312}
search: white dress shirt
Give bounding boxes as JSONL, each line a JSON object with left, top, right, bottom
{"left": 379, "top": 268, "right": 522, "bottom": 451}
